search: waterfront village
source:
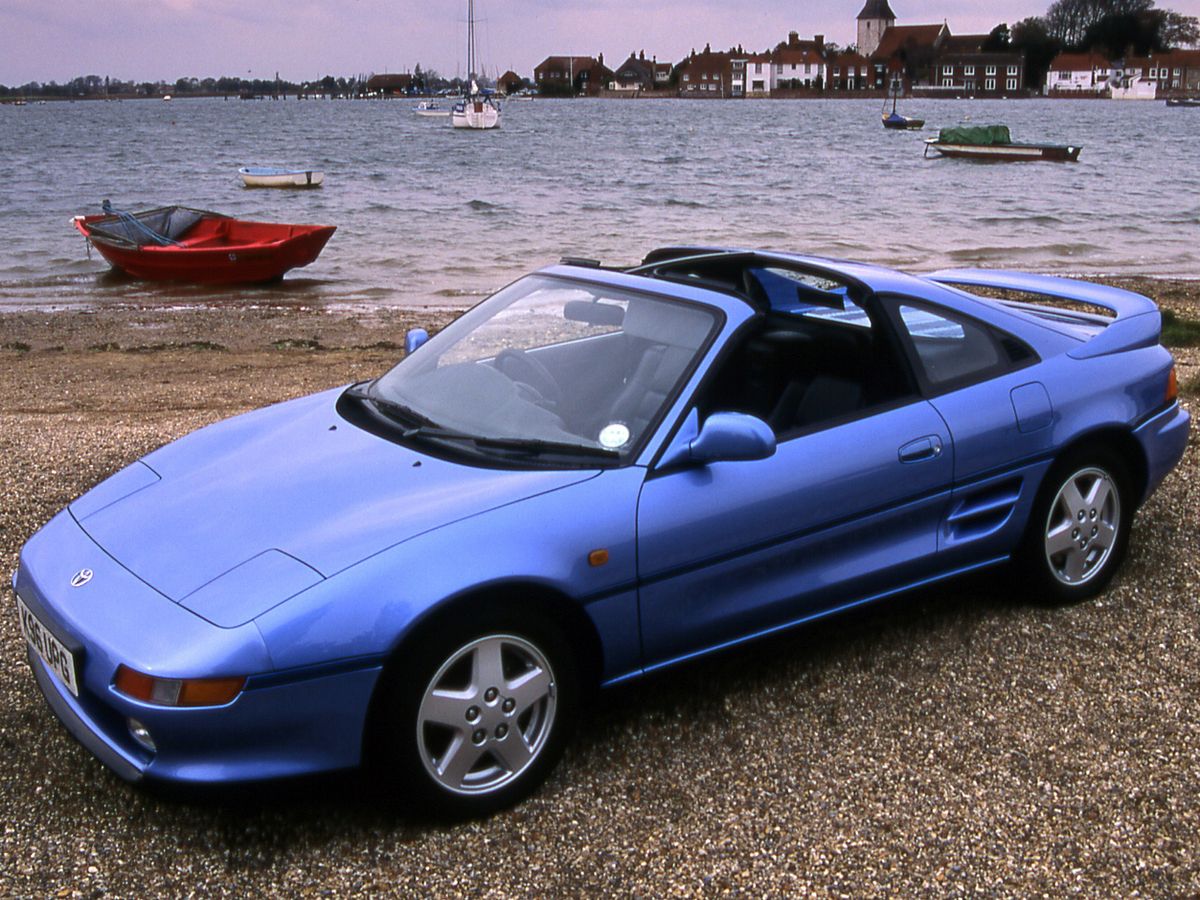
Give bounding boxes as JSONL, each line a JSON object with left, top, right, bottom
{"left": 375, "top": 0, "right": 1200, "bottom": 101}
{"left": 3, "top": 0, "right": 1199, "bottom": 103}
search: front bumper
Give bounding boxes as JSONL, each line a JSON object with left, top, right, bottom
{"left": 14, "top": 510, "right": 382, "bottom": 784}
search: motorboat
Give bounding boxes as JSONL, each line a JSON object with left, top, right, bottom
{"left": 73, "top": 202, "right": 335, "bottom": 284}
{"left": 239, "top": 166, "right": 325, "bottom": 188}
{"left": 414, "top": 101, "right": 450, "bottom": 117}
{"left": 924, "top": 125, "right": 1081, "bottom": 162}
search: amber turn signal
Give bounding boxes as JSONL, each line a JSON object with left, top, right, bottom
{"left": 114, "top": 665, "right": 245, "bottom": 707}
{"left": 1166, "top": 366, "right": 1178, "bottom": 404}
{"left": 588, "top": 548, "right": 610, "bottom": 567}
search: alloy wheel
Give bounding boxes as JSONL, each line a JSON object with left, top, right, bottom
{"left": 416, "top": 634, "right": 557, "bottom": 795}
{"left": 1043, "top": 466, "right": 1121, "bottom": 587}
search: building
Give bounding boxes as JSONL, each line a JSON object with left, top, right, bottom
{"left": 826, "top": 51, "right": 871, "bottom": 90}
{"left": 676, "top": 44, "right": 734, "bottom": 96}
{"left": 497, "top": 71, "right": 524, "bottom": 95}
{"left": 933, "top": 36, "right": 1025, "bottom": 96}
{"left": 1117, "top": 50, "right": 1200, "bottom": 94}
{"left": 744, "top": 53, "right": 772, "bottom": 94}
{"left": 610, "top": 51, "right": 669, "bottom": 92}
{"left": 365, "top": 73, "right": 414, "bottom": 97}
{"left": 1043, "top": 52, "right": 1111, "bottom": 94}
{"left": 869, "top": 23, "right": 949, "bottom": 90}
{"left": 857, "top": 0, "right": 897, "bottom": 58}
{"left": 533, "top": 55, "right": 612, "bottom": 96}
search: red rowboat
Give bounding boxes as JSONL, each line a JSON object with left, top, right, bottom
{"left": 74, "top": 205, "right": 336, "bottom": 284}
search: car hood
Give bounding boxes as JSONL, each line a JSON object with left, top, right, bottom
{"left": 71, "top": 387, "right": 598, "bottom": 609}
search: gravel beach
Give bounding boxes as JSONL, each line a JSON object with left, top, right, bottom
{"left": 1, "top": 278, "right": 1197, "bottom": 897}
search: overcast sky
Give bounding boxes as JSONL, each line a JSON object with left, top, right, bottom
{"left": 3, "top": 0, "right": 1199, "bottom": 85}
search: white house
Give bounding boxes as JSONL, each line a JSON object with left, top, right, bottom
{"left": 1044, "top": 52, "right": 1110, "bottom": 94}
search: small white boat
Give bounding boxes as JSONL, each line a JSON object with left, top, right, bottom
{"left": 162, "top": 95, "right": 172, "bottom": 102}
{"left": 414, "top": 101, "right": 450, "bottom": 118}
{"left": 238, "top": 166, "right": 325, "bottom": 188}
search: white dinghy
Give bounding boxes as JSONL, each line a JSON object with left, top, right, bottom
{"left": 238, "top": 166, "right": 325, "bottom": 188}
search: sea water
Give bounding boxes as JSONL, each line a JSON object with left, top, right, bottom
{"left": 0, "top": 96, "right": 1195, "bottom": 311}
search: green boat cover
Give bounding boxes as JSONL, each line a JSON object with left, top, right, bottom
{"left": 937, "top": 124, "right": 1011, "bottom": 145}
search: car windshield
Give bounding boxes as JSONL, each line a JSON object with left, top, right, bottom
{"left": 369, "top": 275, "right": 719, "bottom": 463}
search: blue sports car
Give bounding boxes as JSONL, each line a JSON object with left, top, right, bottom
{"left": 13, "top": 248, "right": 1189, "bottom": 817}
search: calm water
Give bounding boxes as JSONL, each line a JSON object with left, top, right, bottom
{"left": 1, "top": 97, "right": 1196, "bottom": 311}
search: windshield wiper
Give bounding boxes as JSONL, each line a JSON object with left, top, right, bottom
{"left": 345, "top": 382, "right": 438, "bottom": 429}
{"left": 468, "top": 435, "right": 620, "bottom": 460}
{"left": 403, "top": 428, "right": 619, "bottom": 460}
{"left": 345, "top": 383, "right": 619, "bottom": 461}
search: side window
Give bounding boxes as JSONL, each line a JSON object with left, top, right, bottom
{"left": 890, "top": 300, "right": 1011, "bottom": 390}
{"left": 698, "top": 303, "right": 916, "bottom": 440}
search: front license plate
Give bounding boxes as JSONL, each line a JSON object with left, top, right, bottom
{"left": 16, "top": 595, "right": 79, "bottom": 697}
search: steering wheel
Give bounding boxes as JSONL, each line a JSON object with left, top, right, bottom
{"left": 495, "top": 349, "right": 563, "bottom": 409}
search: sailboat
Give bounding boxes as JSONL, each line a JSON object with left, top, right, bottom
{"left": 451, "top": 0, "right": 500, "bottom": 129}
{"left": 881, "top": 81, "right": 924, "bottom": 130}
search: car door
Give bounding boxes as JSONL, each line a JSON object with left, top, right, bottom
{"left": 634, "top": 298, "right": 956, "bottom": 668}
{"left": 881, "top": 296, "right": 1053, "bottom": 565}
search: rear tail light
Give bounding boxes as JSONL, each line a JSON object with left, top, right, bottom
{"left": 1166, "top": 366, "right": 1179, "bottom": 404}
{"left": 114, "top": 665, "right": 245, "bottom": 707}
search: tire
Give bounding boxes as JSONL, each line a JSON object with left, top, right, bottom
{"left": 370, "top": 604, "right": 578, "bottom": 819}
{"left": 1016, "top": 447, "right": 1132, "bottom": 605}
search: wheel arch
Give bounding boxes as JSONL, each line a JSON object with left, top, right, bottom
{"left": 361, "top": 579, "right": 605, "bottom": 761}
{"left": 1048, "top": 426, "right": 1148, "bottom": 507}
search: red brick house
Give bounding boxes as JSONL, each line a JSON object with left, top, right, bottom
{"left": 533, "top": 55, "right": 613, "bottom": 96}
{"left": 1118, "top": 50, "right": 1200, "bottom": 94}
{"left": 931, "top": 36, "right": 1026, "bottom": 96}
{"left": 869, "top": 23, "right": 948, "bottom": 89}
{"left": 497, "top": 71, "right": 524, "bottom": 95}
{"left": 609, "top": 52, "right": 671, "bottom": 91}
{"left": 826, "top": 51, "right": 871, "bottom": 91}
{"left": 365, "top": 73, "right": 414, "bottom": 97}
{"left": 676, "top": 44, "right": 733, "bottom": 96}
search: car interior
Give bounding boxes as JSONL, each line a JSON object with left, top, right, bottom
{"left": 633, "top": 252, "right": 919, "bottom": 439}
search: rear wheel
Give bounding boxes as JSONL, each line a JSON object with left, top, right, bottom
{"left": 1018, "top": 449, "right": 1132, "bottom": 604}
{"left": 371, "top": 607, "right": 577, "bottom": 819}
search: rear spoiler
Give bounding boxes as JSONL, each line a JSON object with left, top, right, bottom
{"left": 926, "top": 269, "right": 1161, "bottom": 360}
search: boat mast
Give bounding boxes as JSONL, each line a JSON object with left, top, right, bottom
{"left": 467, "top": 0, "right": 476, "bottom": 81}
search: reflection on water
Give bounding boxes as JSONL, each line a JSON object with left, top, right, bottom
{"left": 1, "top": 97, "right": 1196, "bottom": 311}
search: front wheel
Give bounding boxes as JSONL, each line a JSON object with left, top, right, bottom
{"left": 1017, "top": 450, "right": 1132, "bottom": 604}
{"left": 371, "top": 611, "right": 577, "bottom": 819}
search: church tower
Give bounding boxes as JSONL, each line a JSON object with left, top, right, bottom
{"left": 856, "top": 0, "right": 896, "bottom": 56}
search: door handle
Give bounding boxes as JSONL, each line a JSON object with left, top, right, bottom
{"left": 898, "top": 435, "right": 943, "bottom": 463}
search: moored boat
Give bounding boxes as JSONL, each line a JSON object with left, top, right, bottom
{"left": 414, "top": 101, "right": 450, "bottom": 117}
{"left": 881, "top": 84, "right": 924, "bottom": 130}
{"left": 73, "top": 203, "right": 335, "bottom": 284}
{"left": 451, "top": 86, "right": 501, "bottom": 129}
{"left": 238, "top": 166, "right": 325, "bottom": 188}
{"left": 450, "top": 0, "right": 501, "bottom": 129}
{"left": 1165, "top": 97, "right": 1200, "bottom": 107}
{"left": 924, "top": 125, "right": 1081, "bottom": 162}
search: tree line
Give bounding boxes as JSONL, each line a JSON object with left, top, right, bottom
{"left": 0, "top": 65, "right": 477, "bottom": 99}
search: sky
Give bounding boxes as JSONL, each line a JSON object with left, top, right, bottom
{"left": 3, "top": 0, "right": 1200, "bottom": 86}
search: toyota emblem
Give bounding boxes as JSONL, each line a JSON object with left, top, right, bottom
{"left": 70, "top": 568, "right": 93, "bottom": 588}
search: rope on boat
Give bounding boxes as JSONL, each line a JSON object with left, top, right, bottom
{"left": 100, "top": 199, "right": 182, "bottom": 246}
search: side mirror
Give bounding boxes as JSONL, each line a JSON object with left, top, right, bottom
{"left": 405, "top": 328, "right": 429, "bottom": 354}
{"left": 659, "top": 411, "right": 776, "bottom": 468}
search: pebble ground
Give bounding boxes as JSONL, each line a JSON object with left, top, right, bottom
{"left": 1, "top": 283, "right": 1197, "bottom": 897}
